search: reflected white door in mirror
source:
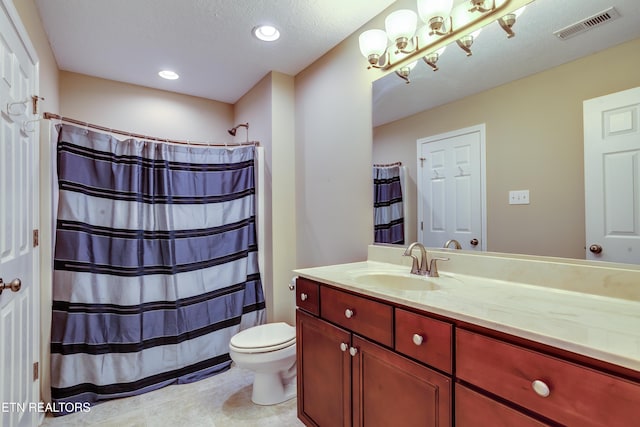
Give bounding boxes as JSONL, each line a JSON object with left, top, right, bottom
{"left": 417, "top": 124, "right": 486, "bottom": 251}
{"left": 584, "top": 87, "right": 640, "bottom": 264}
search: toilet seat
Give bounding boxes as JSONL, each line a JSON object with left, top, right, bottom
{"left": 230, "top": 322, "right": 296, "bottom": 353}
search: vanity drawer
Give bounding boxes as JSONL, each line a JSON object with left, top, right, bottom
{"left": 394, "top": 308, "right": 452, "bottom": 373}
{"left": 456, "top": 329, "right": 640, "bottom": 427}
{"left": 455, "top": 384, "right": 550, "bottom": 427}
{"left": 296, "top": 277, "right": 319, "bottom": 315}
{"left": 320, "top": 286, "right": 393, "bottom": 347}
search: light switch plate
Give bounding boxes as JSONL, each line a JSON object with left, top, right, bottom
{"left": 509, "top": 190, "right": 530, "bottom": 205}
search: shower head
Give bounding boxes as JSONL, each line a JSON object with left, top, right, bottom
{"left": 228, "top": 123, "right": 249, "bottom": 137}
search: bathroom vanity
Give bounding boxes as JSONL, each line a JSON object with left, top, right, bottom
{"left": 293, "top": 245, "right": 640, "bottom": 426}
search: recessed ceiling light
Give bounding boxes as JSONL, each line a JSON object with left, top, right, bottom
{"left": 158, "top": 70, "right": 179, "bottom": 80}
{"left": 253, "top": 25, "right": 280, "bottom": 42}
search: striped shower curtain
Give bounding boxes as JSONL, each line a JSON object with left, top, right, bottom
{"left": 50, "top": 124, "right": 265, "bottom": 412}
{"left": 373, "top": 165, "right": 405, "bottom": 244}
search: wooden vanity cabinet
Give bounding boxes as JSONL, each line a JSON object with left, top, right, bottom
{"left": 296, "top": 276, "right": 640, "bottom": 426}
{"left": 296, "top": 278, "right": 452, "bottom": 427}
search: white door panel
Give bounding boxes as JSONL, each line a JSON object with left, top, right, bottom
{"left": 584, "top": 87, "right": 640, "bottom": 264}
{"left": 0, "top": 0, "right": 40, "bottom": 426}
{"left": 417, "top": 125, "right": 486, "bottom": 251}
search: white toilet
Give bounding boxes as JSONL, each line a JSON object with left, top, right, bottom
{"left": 228, "top": 322, "right": 297, "bottom": 405}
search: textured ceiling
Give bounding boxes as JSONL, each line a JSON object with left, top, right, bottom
{"left": 34, "top": 0, "right": 640, "bottom": 118}
{"left": 35, "top": 0, "right": 396, "bottom": 104}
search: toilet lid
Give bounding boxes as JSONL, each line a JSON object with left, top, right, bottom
{"left": 230, "top": 322, "right": 296, "bottom": 353}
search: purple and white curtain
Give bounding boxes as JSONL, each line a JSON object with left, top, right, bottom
{"left": 50, "top": 124, "right": 265, "bottom": 412}
{"left": 373, "top": 165, "right": 405, "bottom": 245}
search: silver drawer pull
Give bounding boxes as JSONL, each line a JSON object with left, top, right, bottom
{"left": 340, "top": 342, "right": 348, "bottom": 352}
{"left": 531, "top": 380, "right": 550, "bottom": 397}
{"left": 349, "top": 347, "right": 358, "bottom": 357}
{"left": 300, "top": 293, "right": 308, "bottom": 301}
{"left": 344, "top": 309, "right": 354, "bottom": 319}
{"left": 412, "top": 334, "right": 424, "bottom": 346}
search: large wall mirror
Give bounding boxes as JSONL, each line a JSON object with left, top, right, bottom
{"left": 371, "top": 0, "right": 640, "bottom": 263}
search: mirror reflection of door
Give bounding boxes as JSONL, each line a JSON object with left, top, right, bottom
{"left": 584, "top": 87, "right": 640, "bottom": 264}
{"left": 417, "top": 124, "right": 486, "bottom": 251}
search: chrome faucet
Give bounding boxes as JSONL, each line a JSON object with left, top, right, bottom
{"left": 444, "top": 239, "right": 462, "bottom": 249}
{"left": 403, "top": 242, "right": 449, "bottom": 278}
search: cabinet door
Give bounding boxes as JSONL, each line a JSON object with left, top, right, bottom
{"left": 352, "top": 335, "right": 451, "bottom": 427}
{"left": 297, "top": 309, "right": 351, "bottom": 427}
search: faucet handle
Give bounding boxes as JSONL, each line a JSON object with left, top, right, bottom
{"left": 428, "top": 257, "right": 449, "bottom": 278}
{"left": 402, "top": 253, "right": 421, "bottom": 275}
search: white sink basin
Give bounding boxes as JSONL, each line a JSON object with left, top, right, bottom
{"left": 349, "top": 270, "right": 461, "bottom": 291}
{"left": 352, "top": 272, "right": 439, "bottom": 290}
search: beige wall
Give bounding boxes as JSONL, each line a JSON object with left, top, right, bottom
{"left": 234, "top": 71, "right": 297, "bottom": 325}
{"left": 269, "top": 73, "right": 297, "bottom": 323}
{"left": 373, "top": 38, "right": 640, "bottom": 259}
{"left": 294, "top": 26, "right": 378, "bottom": 268}
{"left": 59, "top": 71, "right": 234, "bottom": 141}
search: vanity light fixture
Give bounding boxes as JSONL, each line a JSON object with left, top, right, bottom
{"left": 358, "top": 0, "right": 532, "bottom": 82}
{"left": 158, "top": 70, "right": 179, "bottom": 80}
{"left": 423, "top": 46, "right": 447, "bottom": 71}
{"left": 253, "top": 25, "right": 280, "bottom": 42}
{"left": 456, "top": 28, "right": 482, "bottom": 56}
{"left": 396, "top": 61, "right": 418, "bottom": 83}
{"left": 497, "top": 5, "right": 527, "bottom": 38}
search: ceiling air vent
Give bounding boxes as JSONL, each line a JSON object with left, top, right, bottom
{"left": 553, "top": 7, "right": 620, "bottom": 40}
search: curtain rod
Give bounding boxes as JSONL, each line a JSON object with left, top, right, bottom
{"left": 373, "top": 161, "right": 402, "bottom": 168}
{"left": 43, "top": 112, "right": 260, "bottom": 147}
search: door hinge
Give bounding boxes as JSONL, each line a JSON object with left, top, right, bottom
{"left": 420, "top": 221, "right": 424, "bottom": 231}
{"left": 419, "top": 157, "right": 426, "bottom": 167}
{"left": 33, "top": 229, "right": 39, "bottom": 247}
{"left": 33, "top": 362, "right": 39, "bottom": 381}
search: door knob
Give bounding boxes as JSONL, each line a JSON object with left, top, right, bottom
{"left": 470, "top": 238, "right": 479, "bottom": 246}
{"left": 0, "top": 278, "right": 22, "bottom": 295}
{"left": 589, "top": 244, "right": 603, "bottom": 254}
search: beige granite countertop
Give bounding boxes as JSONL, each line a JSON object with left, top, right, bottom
{"left": 294, "top": 245, "right": 640, "bottom": 372}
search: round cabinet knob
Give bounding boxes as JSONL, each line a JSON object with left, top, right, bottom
{"left": 531, "top": 380, "right": 550, "bottom": 397}
{"left": 340, "top": 342, "right": 348, "bottom": 352}
{"left": 300, "top": 293, "right": 308, "bottom": 301}
{"left": 412, "top": 334, "right": 424, "bottom": 346}
{"left": 349, "top": 347, "right": 358, "bottom": 357}
{"left": 344, "top": 309, "right": 354, "bottom": 319}
{"left": 470, "top": 238, "right": 479, "bottom": 246}
{"left": 589, "top": 244, "right": 603, "bottom": 254}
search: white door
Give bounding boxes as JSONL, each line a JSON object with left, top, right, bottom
{"left": 417, "top": 124, "right": 486, "bottom": 251}
{"left": 0, "top": 1, "right": 40, "bottom": 426}
{"left": 584, "top": 87, "right": 640, "bottom": 264}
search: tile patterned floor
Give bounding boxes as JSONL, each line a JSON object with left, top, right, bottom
{"left": 40, "top": 365, "right": 304, "bottom": 426}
